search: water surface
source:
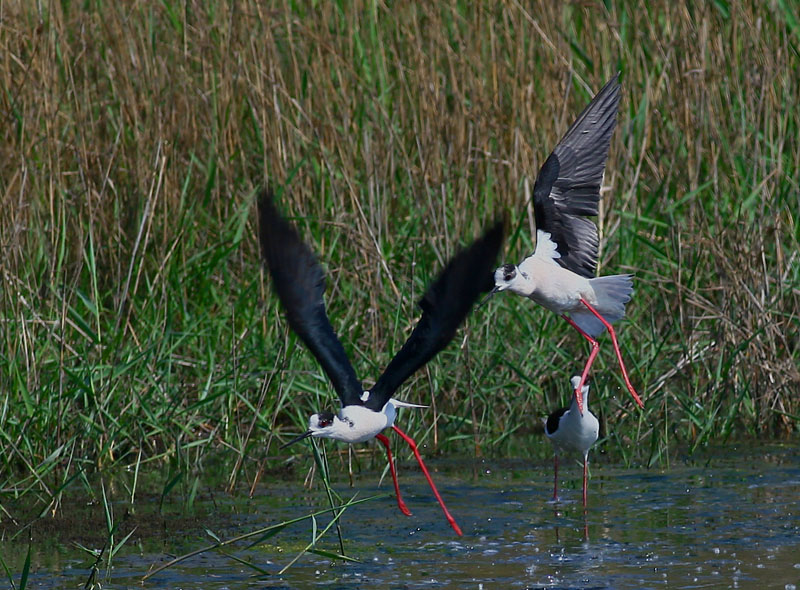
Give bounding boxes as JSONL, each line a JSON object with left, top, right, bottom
{"left": 4, "top": 443, "right": 800, "bottom": 588}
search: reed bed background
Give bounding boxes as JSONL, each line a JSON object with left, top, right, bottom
{"left": 1, "top": 0, "right": 798, "bottom": 512}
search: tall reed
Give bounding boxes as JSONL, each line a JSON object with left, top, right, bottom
{"left": 0, "top": 1, "right": 797, "bottom": 504}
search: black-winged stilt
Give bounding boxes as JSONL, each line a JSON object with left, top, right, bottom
{"left": 544, "top": 376, "right": 599, "bottom": 507}
{"left": 258, "top": 190, "right": 504, "bottom": 536}
{"left": 484, "top": 74, "right": 643, "bottom": 414}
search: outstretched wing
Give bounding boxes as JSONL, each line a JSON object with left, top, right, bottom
{"left": 258, "top": 190, "right": 364, "bottom": 407}
{"left": 532, "top": 74, "right": 621, "bottom": 278}
{"left": 365, "top": 220, "right": 505, "bottom": 411}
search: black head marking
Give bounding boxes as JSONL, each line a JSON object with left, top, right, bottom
{"left": 502, "top": 263, "right": 516, "bottom": 282}
{"left": 317, "top": 411, "right": 335, "bottom": 428}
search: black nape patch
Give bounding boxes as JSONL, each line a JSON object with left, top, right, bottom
{"left": 317, "top": 411, "right": 335, "bottom": 428}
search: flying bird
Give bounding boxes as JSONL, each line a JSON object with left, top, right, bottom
{"left": 259, "top": 190, "right": 504, "bottom": 536}
{"left": 485, "top": 74, "right": 643, "bottom": 414}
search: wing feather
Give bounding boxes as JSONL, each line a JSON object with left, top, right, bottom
{"left": 533, "top": 74, "right": 621, "bottom": 277}
{"left": 365, "top": 220, "right": 505, "bottom": 411}
{"left": 258, "top": 191, "right": 364, "bottom": 407}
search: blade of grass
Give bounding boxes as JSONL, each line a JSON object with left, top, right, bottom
{"left": 141, "top": 494, "right": 382, "bottom": 582}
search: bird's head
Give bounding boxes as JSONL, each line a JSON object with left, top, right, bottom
{"left": 480, "top": 263, "right": 526, "bottom": 306}
{"left": 489, "top": 263, "right": 534, "bottom": 298}
{"left": 570, "top": 375, "right": 591, "bottom": 414}
{"left": 495, "top": 263, "right": 518, "bottom": 288}
{"left": 281, "top": 410, "right": 344, "bottom": 448}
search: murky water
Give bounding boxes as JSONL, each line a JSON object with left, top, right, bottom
{"left": 4, "top": 443, "right": 800, "bottom": 588}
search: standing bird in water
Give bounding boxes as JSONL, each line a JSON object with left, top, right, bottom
{"left": 484, "top": 74, "right": 643, "bottom": 414}
{"left": 545, "top": 376, "right": 599, "bottom": 507}
{"left": 259, "top": 190, "right": 504, "bottom": 536}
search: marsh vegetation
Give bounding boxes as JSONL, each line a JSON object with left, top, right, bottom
{"left": 0, "top": 1, "right": 798, "bottom": 582}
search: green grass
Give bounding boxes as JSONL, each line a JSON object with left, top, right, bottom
{"left": 0, "top": 0, "right": 798, "bottom": 524}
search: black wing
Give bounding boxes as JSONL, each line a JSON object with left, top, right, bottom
{"left": 365, "top": 220, "right": 505, "bottom": 411}
{"left": 257, "top": 190, "right": 364, "bottom": 407}
{"left": 532, "top": 74, "right": 621, "bottom": 278}
{"left": 545, "top": 407, "right": 568, "bottom": 436}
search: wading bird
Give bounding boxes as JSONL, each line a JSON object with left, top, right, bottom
{"left": 259, "top": 190, "right": 504, "bottom": 536}
{"left": 484, "top": 74, "right": 643, "bottom": 414}
{"left": 545, "top": 376, "right": 599, "bottom": 507}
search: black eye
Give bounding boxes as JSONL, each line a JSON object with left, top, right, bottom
{"left": 502, "top": 264, "right": 516, "bottom": 281}
{"left": 317, "top": 411, "right": 335, "bottom": 428}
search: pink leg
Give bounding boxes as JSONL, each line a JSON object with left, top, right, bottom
{"left": 561, "top": 314, "right": 600, "bottom": 415}
{"left": 553, "top": 454, "right": 559, "bottom": 502}
{"left": 582, "top": 455, "right": 588, "bottom": 508}
{"left": 375, "top": 433, "right": 411, "bottom": 517}
{"left": 391, "top": 426, "right": 463, "bottom": 536}
{"left": 578, "top": 298, "right": 644, "bottom": 408}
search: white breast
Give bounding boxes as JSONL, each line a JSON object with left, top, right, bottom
{"left": 546, "top": 408, "right": 599, "bottom": 457}
{"left": 522, "top": 257, "right": 592, "bottom": 313}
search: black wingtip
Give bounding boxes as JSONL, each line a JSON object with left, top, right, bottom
{"left": 257, "top": 186, "right": 276, "bottom": 210}
{"left": 419, "top": 216, "right": 506, "bottom": 311}
{"left": 257, "top": 186, "right": 302, "bottom": 277}
{"left": 478, "top": 215, "right": 508, "bottom": 257}
{"left": 480, "top": 216, "right": 507, "bottom": 254}
{"left": 366, "top": 216, "right": 506, "bottom": 409}
{"left": 596, "top": 72, "right": 622, "bottom": 101}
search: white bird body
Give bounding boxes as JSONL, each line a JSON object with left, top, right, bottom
{"left": 497, "top": 230, "right": 634, "bottom": 338}
{"left": 512, "top": 231, "right": 593, "bottom": 307}
{"left": 545, "top": 377, "right": 599, "bottom": 506}
{"left": 309, "top": 398, "right": 426, "bottom": 444}
{"left": 545, "top": 378, "right": 599, "bottom": 457}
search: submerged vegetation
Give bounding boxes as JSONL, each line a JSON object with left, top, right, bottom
{"left": 0, "top": 0, "right": 798, "bottom": 520}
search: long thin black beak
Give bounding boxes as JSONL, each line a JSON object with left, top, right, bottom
{"left": 478, "top": 286, "right": 500, "bottom": 308}
{"left": 281, "top": 430, "right": 314, "bottom": 449}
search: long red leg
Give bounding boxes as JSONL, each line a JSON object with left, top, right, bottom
{"left": 561, "top": 314, "right": 600, "bottom": 415}
{"left": 375, "top": 433, "right": 411, "bottom": 517}
{"left": 553, "top": 454, "right": 559, "bottom": 502}
{"left": 391, "top": 425, "right": 463, "bottom": 536}
{"left": 582, "top": 454, "right": 588, "bottom": 508}
{"left": 578, "top": 298, "right": 644, "bottom": 408}
{"left": 582, "top": 456, "right": 590, "bottom": 540}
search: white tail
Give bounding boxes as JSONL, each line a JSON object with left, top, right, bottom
{"left": 390, "top": 398, "right": 429, "bottom": 409}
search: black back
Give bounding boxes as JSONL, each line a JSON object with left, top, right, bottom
{"left": 366, "top": 220, "right": 505, "bottom": 410}
{"left": 258, "top": 191, "right": 364, "bottom": 407}
{"left": 545, "top": 407, "right": 568, "bottom": 435}
{"left": 532, "top": 74, "right": 621, "bottom": 278}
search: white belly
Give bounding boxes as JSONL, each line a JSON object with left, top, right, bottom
{"left": 528, "top": 262, "right": 593, "bottom": 314}
{"left": 546, "top": 409, "right": 599, "bottom": 457}
{"left": 332, "top": 403, "right": 397, "bottom": 444}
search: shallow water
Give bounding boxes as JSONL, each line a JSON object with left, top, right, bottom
{"left": 4, "top": 443, "right": 800, "bottom": 589}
